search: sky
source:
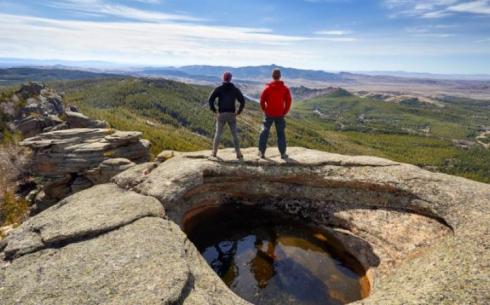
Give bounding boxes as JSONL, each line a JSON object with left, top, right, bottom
{"left": 0, "top": 0, "right": 490, "bottom": 74}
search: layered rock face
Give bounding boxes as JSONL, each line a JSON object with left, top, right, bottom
{"left": 1, "top": 147, "right": 489, "bottom": 305}
{"left": 20, "top": 129, "right": 150, "bottom": 212}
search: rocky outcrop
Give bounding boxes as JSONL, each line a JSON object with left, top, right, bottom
{"left": 12, "top": 83, "right": 66, "bottom": 138}
{"left": 1, "top": 147, "right": 489, "bottom": 305}
{"left": 20, "top": 128, "right": 150, "bottom": 212}
{"left": 0, "top": 83, "right": 153, "bottom": 212}
{"left": 1, "top": 82, "right": 111, "bottom": 138}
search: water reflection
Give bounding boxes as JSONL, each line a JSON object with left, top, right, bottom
{"left": 186, "top": 205, "right": 369, "bottom": 305}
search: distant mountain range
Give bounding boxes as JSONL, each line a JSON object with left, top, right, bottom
{"left": 2, "top": 58, "right": 489, "bottom": 82}
{"left": 141, "top": 64, "right": 342, "bottom": 82}
{"left": 352, "top": 71, "right": 490, "bottom": 81}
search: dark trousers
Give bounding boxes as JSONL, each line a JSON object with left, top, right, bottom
{"left": 258, "top": 116, "right": 286, "bottom": 155}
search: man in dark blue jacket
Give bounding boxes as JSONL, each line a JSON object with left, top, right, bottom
{"left": 209, "top": 72, "right": 245, "bottom": 159}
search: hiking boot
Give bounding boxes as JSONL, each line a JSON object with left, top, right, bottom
{"left": 237, "top": 153, "right": 244, "bottom": 160}
{"left": 258, "top": 151, "right": 265, "bottom": 159}
{"left": 281, "top": 153, "right": 288, "bottom": 160}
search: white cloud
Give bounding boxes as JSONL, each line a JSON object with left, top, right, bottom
{"left": 48, "top": 0, "right": 201, "bottom": 22}
{"left": 405, "top": 25, "right": 454, "bottom": 37}
{"left": 313, "top": 30, "right": 357, "bottom": 41}
{"left": 412, "top": 33, "right": 454, "bottom": 37}
{"left": 405, "top": 26, "right": 429, "bottom": 33}
{"left": 448, "top": 0, "right": 490, "bottom": 15}
{"left": 304, "top": 0, "right": 350, "bottom": 3}
{"left": 133, "top": 0, "right": 161, "bottom": 4}
{"left": 422, "top": 9, "right": 453, "bottom": 18}
{"left": 314, "top": 30, "right": 352, "bottom": 35}
{"left": 316, "top": 37, "right": 358, "bottom": 42}
{"left": 0, "top": 0, "right": 365, "bottom": 69}
{"left": 383, "top": 0, "right": 481, "bottom": 18}
{"left": 0, "top": 13, "right": 318, "bottom": 66}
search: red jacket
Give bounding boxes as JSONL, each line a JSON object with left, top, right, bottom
{"left": 260, "top": 80, "right": 292, "bottom": 117}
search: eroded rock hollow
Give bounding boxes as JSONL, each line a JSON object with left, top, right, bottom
{"left": 1, "top": 147, "right": 489, "bottom": 305}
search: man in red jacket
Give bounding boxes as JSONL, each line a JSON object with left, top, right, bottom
{"left": 258, "top": 68, "right": 292, "bottom": 159}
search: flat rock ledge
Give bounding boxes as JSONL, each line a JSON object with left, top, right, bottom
{"left": 1, "top": 147, "right": 489, "bottom": 305}
{"left": 20, "top": 128, "right": 151, "bottom": 212}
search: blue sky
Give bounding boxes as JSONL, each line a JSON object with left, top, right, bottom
{"left": 1, "top": 0, "right": 490, "bottom": 74}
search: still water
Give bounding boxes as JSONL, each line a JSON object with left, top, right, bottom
{"left": 185, "top": 205, "right": 369, "bottom": 305}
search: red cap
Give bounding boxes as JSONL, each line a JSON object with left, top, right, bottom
{"left": 223, "top": 71, "right": 232, "bottom": 82}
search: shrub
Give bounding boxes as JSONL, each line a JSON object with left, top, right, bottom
{"left": 0, "top": 144, "right": 31, "bottom": 230}
{"left": 0, "top": 191, "right": 29, "bottom": 228}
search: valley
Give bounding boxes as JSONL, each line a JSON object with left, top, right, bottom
{"left": 51, "top": 77, "right": 490, "bottom": 183}
{"left": 1, "top": 67, "right": 490, "bottom": 183}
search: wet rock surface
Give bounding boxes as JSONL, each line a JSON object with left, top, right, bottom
{"left": 1, "top": 147, "right": 489, "bottom": 305}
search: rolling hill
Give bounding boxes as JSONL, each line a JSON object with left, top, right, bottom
{"left": 0, "top": 68, "right": 123, "bottom": 86}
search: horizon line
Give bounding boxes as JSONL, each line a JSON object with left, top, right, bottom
{"left": 1, "top": 57, "right": 490, "bottom": 78}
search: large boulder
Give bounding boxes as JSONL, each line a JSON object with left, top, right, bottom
{"left": 64, "top": 111, "right": 110, "bottom": 129}
{"left": 1, "top": 147, "right": 489, "bottom": 305}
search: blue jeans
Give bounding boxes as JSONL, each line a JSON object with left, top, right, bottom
{"left": 258, "top": 116, "right": 286, "bottom": 155}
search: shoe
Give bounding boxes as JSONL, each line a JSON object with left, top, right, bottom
{"left": 237, "top": 153, "right": 244, "bottom": 160}
{"left": 281, "top": 153, "right": 288, "bottom": 160}
{"left": 211, "top": 152, "right": 217, "bottom": 158}
{"left": 258, "top": 151, "right": 265, "bottom": 159}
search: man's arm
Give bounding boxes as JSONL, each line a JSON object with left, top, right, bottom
{"left": 208, "top": 88, "right": 218, "bottom": 113}
{"left": 259, "top": 86, "right": 268, "bottom": 112}
{"left": 236, "top": 88, "right": 245, "bottom": 114}
{"left": 283, "top": 87, "right": 292, "bottom": 115}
